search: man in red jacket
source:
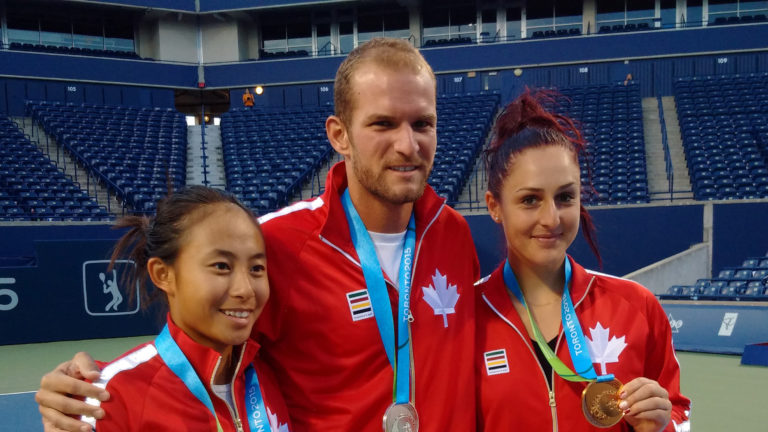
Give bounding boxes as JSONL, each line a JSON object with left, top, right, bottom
{"left": 36, "top": 37, "right": 480, "bottom": 432}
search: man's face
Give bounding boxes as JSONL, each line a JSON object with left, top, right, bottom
{"left": 342, "top": 63, "right": 437, "bottom": 207}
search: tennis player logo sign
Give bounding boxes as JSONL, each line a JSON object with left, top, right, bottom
{"left": 82, "top": 260, "right": 140, "bottom": 316}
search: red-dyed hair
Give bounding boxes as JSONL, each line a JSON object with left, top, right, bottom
{"left": 484, "top": 89, "right": 602, "bottom": 267}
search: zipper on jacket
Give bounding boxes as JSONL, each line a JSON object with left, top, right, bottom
{"left": 549, "top": 389, "right": 558, "bottom": 432}
{"left": 210, "top": 345, "right": 248, "bottom": 432}
{"left": 482, "top": 293, "right": 560, "bottom": 431}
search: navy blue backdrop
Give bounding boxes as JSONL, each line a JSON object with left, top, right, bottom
{"left": 1, "top": 202, "right": 765, "bottom": 346}
{"left": 3, "top": 24, "right": 767, "bottom": 115}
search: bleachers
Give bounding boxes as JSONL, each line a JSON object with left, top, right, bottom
{"left": 220, "top": 106, "right": 335, "bottom": 215}
{"left": 430, "top": 92, "right": 500, "bottom": 205}
{"left": 8, "top": 42, "right": 142, "bottom": 60}
{"left": 710, "top": 14, "right": 768, "bottom": 26}
{"left": 423, "top": 37, "right": 474, "bottom": 47}
{"left": 221, "top": 93, "right": 499, "bottom": 213}
{"left": 548, "top": 83, "right": 649, "bottom": 205}
{"left": 27, "top": 101, "right": 187, "bottom": 214}
{"left": 0, "top": 116, "right": 110, "bottom": 221}
{"left": 661, "top": 254, "right": 768, "bottom": 301}
{"left": 674, "top": 73, "right": 768, "bottom": 200}
{"left": 258, "top": 49, "right": 310, "bottom": 59}
{"left": 530, "top": 28, "right": 582, "bottom": 39}
{"left": 598, "top": 22, "right": 653, "bottom": 34}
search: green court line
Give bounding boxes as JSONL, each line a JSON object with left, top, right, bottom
{"left": 1, "top": 340, "right": 767, "bottom": 431}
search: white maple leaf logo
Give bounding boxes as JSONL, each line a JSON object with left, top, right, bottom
{"left": 422, "top": 269, "right": 460, "bottom": 328}
{"left": 268, "top": 406, "right": 291, "bottom": 432}
{"left": 585, "top": 322, "right": 627, "bottom": 375}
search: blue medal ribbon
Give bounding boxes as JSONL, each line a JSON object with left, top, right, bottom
{"left": 503, "top": 258, "right": 614, "bottom": 383}
{"left": 244, "top": 367, "right": 271, "bottom": 432}
{"left": 341, "top": 189, "right": 416, "bottom": 404}
{"left": 155, "top": 325, "right": 271, "bottom": 431}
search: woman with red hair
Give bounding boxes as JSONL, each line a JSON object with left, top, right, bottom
{"left": 476, "top": 91, "right": 690, "bottom": 431}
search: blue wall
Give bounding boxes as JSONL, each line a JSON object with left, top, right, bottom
{"left": 0, "top": 238, "right": 165, "bottom": 345}
{"left": 75, "top": 0, "right": 194, "bottom": 11}
{"left": 0, "top": 78, "right": 175, "bottom": 116}
{"left": 218, "top": 49, "right": 768, "bottom": 111}
{"left": 73, "top": 0, "right": 348, "bottom": 13}
{"left": 712, "top": 202, "right": 768, "bottom": 271}
{"left": 2, "top": 25, "right": 767, "bottom": 112}
{"left": 205, "top": 25, "right": 768, "bottom": 99}
{"left": 199, "top": 0, "right": 349, "bottom": 12}
{"left": 0, "top": 50, "right": 196, "bottom": 88}
{"left": 467, "top": 204, "right": 705, "bottom": 277}
{"left": 1, "top": 201, "right": 764, "bottom": 345}
{"left": 662, "top": 302, "right": 768, "bottom": 354}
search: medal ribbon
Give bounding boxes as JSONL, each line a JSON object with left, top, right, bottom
{"left": 503, "top": 258, "right": 614, "bottom": 383}
{"left": 155, "top": 325, "right": 270, "bottom": 431}
{"left": 244, "top": 367, "right": 271, "bottom": 432}
{"left": 341, "top": 190, "right": 415, "bottom": 405}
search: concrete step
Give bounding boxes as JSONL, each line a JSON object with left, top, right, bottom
{"left": 661, "top": 96, "right": 693, "bottom": 192}
{"left": 642, "top": 97, "right": 672, "bottom": 195}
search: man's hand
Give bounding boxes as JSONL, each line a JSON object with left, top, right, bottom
{"left": 35, "top": 352, "right": 108, "bottom": 432}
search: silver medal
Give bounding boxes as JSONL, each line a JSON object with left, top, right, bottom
{"left": 382, "top": 402, "right": 419, "bottom": 432}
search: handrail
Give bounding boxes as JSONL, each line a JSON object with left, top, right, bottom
{"left": 200, "top": 105, "right": 209, "bottom": 186}
{"left": 317, "top": 40, "right": 337, "bottom": 57}
{"left": 657, "top": 95, "right": 674, "bottom": 199}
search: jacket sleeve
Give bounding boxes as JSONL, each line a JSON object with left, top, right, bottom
{"left": 252, "top": 223, "right": 288, "bottom": 345}
{"left": 93, "top": 373, "right": 131, "bottom": 432}
{"left": 644, "top": 293, "right": 691, "bottom": 431}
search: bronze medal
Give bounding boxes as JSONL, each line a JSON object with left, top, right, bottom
{"left": 581, "top": 379, "right": 624, "bottom": 428}
{"left": 382, "top": 402, "right": 419, "bottom": 432}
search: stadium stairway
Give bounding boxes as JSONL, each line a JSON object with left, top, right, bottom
{"left": 186, "top": 125, "right": 226, "bottom": 188}
{"left": 641, "top": 97, "right": 693, "bottom": 201}
{"left": 660, "top": 96, "right": 694, "bottom": 198}
{"left": 11, "top": 117, "right": 121, "bottom": 214}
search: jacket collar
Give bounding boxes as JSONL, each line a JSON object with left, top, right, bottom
{"left": 567, "top": 256, "right": 594, "bottom": 306}
{"left": 318, "top": 161, "right": 446, "bottom": 253}
{"left": 481, "top": 255, "right": 596, "bottom": 329}
{"left": 165, "top": 315, "right": 262, "bottom": 388}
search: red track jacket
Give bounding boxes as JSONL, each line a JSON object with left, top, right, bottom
{"left": 255, "top": 162, "right": 481, "bottom": 432}
{"left": 85, "top": 317, "right": 291, "bottom": 431}
{"left": 477, "top": 257, "right": 691, "bottom": 432}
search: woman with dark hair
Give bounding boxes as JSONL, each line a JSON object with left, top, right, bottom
{"left": 476, "top": 91, "right": 690, "bottom": 431}
{"left": 81, "top": 186, "right": 291, "bottom": 431}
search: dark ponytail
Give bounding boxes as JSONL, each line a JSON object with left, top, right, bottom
{"left": 108, "top": 186, "right": 259, "bottom": 311}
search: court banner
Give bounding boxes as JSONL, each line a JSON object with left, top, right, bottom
{"left": 662, "top": 301, "right": 768, "bottom": 354}
{"left": 0, "top": 240, "right": 163, "bottom": 345}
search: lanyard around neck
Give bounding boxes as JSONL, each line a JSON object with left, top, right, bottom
{"left": 341, "top": 189, "right": 416, "bottom": 404}
{"left": 155, "top": 325, "right": 270, "bottom": 431}
{"left": 503, "top": 259, "right": 613, "bottom": 383}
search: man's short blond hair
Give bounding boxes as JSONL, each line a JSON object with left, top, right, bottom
{"left": 334, "top": 37, "right": 436, "bottom": 126}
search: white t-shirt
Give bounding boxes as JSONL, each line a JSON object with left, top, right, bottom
{"left": 211, "top": 383, "right": 234, "bottom": 410}
{"left": 369, "top": 230, "right": 406, "bottom": 288}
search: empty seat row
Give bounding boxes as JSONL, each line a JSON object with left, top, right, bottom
{"left": 28, "top": 100, "right": 186, "bottom": 215}
{"left": 660, "top": 254, "right": 768, "bottom": 301}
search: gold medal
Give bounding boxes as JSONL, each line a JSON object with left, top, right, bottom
{"left": 581, "top": 379, "right": 624, "bottom": 428}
